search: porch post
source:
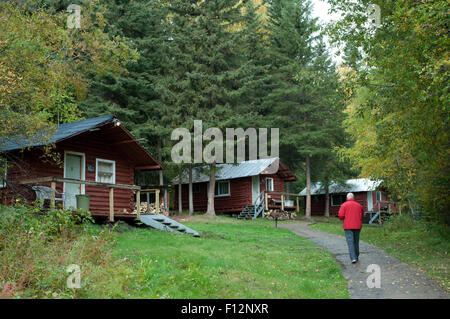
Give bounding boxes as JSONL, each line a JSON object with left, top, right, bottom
{"left": 50, "top": 181, "right": 56, "bottom": 210}
{"left": 109, "top": 187, "right": 114, "bottom": 222}
{"left": 296, "top": 196, "right": 299, "bottom": 213}
{"left": 281, "top": 194, "right": 284, "bottom": 211}
{"left": 136, "top": 190, "right": 141, "bottom": 221}
{"left": 155, "top": 189, "right": 160, "bottom": 214}
{"left": 265, "top": 192, "right": 268, "bottom": 211}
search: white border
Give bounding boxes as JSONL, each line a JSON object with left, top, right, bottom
{"left": 95, "top": 158, "right": 116, "bottom": 184}
{"left": 265, "top": 177, "right": 274, "bottom": 192}
{"left": 63, "top": 151, "right": 86, "bottom": 207}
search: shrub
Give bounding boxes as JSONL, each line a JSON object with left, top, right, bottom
{"left": 0, "top": 204, "right": 132, "bottom": 298}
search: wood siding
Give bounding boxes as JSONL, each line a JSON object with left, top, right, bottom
{"left": 1, "top": 132, "right": 135, "bottom": 213}
{"left": 174, "top": 173, "right": 287, "bottom": 213}
{"left": 307, "top": 190, "right": 392, "bottom": 216}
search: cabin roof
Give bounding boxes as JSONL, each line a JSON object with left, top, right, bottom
{"left": 0, "top": 115, "right": 114, "bottom": 151}
{"left": 298, "top": 178, "right": 382, "bottom": 196}
{"left": 172, "top": 157, "right": 296, "bottom": 184}
{"left": 0, "top": 115, "right": 162, "bottom": 170}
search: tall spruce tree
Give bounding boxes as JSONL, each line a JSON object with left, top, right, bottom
{"left": 264, "top": 0, "right": 345, "bottom": 219}
{"left": 80, "top": 0, "right": 174, "bottom": 186}
{"left": 167, "top": 0, "right": 249, "bottom": 217}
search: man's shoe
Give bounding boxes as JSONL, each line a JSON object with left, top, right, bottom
{"left": 351, "top": 259, "right": 357, "bottom": 264}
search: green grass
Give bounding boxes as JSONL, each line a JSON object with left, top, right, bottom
{"left": 309, "top": 215, "right": 450, "bottom": 293}
{"left": 113, "top": 216, "right": 349, "bottom": 299}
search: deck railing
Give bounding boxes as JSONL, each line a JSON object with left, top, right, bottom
{"left": 264, "top": 191, "right": 301, "bottom": 212}
{"left": 19, "top": 176, "right": 141, "bottom": 222}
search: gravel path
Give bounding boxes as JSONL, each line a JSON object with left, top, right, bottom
{"left": 280, "top": 223, "right": 448, "bottom": 299}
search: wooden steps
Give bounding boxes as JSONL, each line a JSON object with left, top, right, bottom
{"left": 140, "top": 214, "right": 200, "bottom": 237}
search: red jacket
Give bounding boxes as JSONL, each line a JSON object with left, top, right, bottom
{"left": 338, "top": 198, "right": 364, "bottom": 229}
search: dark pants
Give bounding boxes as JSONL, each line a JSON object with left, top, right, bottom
{"left": 344, "top": 229, "right": 361, "bottom": 261}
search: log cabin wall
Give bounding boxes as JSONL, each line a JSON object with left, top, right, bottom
{"left": 1, "top": 131, "right": 135, "bottom": 213}
{"left": 174, "top": 172, "right": 288, "bottom": 214}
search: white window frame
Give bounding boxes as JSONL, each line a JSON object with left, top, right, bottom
{"left": 376, "top": 191, "right": 382, "bottom": 202}
{"left": 331, "top": 194, "right": 346, "bottom": 206}
{"left": 265, "top": 177, "right": 274, "bottom": 192}
{"left": 95, "top": 158, "right": 116, "bottom": 184}
{"left": 214, "top": 180, "right": 230, "bottom": 197}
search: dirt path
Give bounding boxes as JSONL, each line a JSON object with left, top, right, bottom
{"left": 280, "top": 223, "right": 448, "bottom": 299}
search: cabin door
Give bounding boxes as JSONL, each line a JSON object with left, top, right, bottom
{"left": 367, "top": 191, "right": 374, "bottom": 212}
{"left": 252, "top": 175, "right": 260, "bottom": 205}
{"left": 64, "top": 152, "right": 85, "bottom": 209}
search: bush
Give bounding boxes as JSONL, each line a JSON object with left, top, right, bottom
{"left": 0, "top": 204, "right": 133, "bottom": 298}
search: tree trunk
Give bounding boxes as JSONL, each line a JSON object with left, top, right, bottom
{"left": 178, "top": 166, "right": 182, "bottom": 214}
{"left": 305, "top": 155, "right": 311, "bottom": 220}
{"left": 206, "top": 162, "right": 216, "bottom": 217}
{"left": 158, "top": 139, "right": 163, "bottom": 186}
{"left": 324, "top": 180, "right": 330, "bottom": 217}
{"left": 188, "top": 163, "right": 194, "bottom": 216}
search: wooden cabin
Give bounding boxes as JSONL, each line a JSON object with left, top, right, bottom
{"left": 172, "top": 158, "right": 297, "bottom": 214}
{"left": 0, "top": 115, "right": 162, "bottom": 219}
{"left": 298, "top": 178, "right": 393, "bottom": 216}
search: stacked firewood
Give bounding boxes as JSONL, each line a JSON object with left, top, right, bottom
{"left": 264, "top": 209, "right": 297, "bottom": 220}
{"left": 131, "top": 202, "right": 168, "bottom": 216}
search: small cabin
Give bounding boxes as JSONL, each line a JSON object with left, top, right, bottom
{"left": 0, "top": 115, "right": 162, "bottom": 220}
{"left": 298, "top": 178, "right": 393, "bottom": 216}
{"left": 172, "top": 158, "right": 297, "bottom": 214}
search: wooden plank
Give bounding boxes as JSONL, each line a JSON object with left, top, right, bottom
{"left": 50, "top": 182, "right": 56, "bottom": 210}
{"left": 19, "top": 176, "right": 54, "bottom": 185}
{"left": 109, "top": 187, "right": 114, "bottom": 222}
{"left": 155, "top": 189, "right": 160, "bottom": 214}
{"left": 20, "top": 176, "right": 140, "bottom": 190}
{"left": 265, "top": 192, "right": 268, "bottom": 211}
{"left": 54, "top": 178, "right": 140, "bottom": 190}
{"left": 136, "top": 190, "right": 141, "bottom": 221}
{"left": 266, "top": 191, "right": 301, "bottom": 197}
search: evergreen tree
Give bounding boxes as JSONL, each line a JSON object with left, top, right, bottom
{"left": 167, "top": 0, "right": 249, "bottom": 217}
{"left": 264, "top": 0, "right": 346, "bottom": 219}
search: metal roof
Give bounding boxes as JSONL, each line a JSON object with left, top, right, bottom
{"left": 298, "top": 178, "right": 382, "bottom": 196}
{"left": 173, "top": 158, "right": 282, "bottom": 184}
{"left": 0, "top": 115, "right": 114, "bottom": 151}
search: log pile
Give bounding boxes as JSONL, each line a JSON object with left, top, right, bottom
{"left": 264, "top": 209, "right": 296, "bottom": 220}
{"left": 131, "top": 202, "right": 168, "bottom": 216}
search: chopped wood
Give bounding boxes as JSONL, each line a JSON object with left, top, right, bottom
{"left": 131, "top": 202, "right": 168, "bottom": 216}
{"left": 264, "top": 209, "right": 297, "bottom": 220}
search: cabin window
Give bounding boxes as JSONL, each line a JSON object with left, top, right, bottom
{"left": 0, "top": 160, "right": 6, "bottom": 188}
{"left": 193, "top": 183, "right": 201, "bottom": 194}
{"left": 266, "top": 178, "right": 274, "bottom": 192}
{"left": 214, "top": 180, "right": 230, "bottom": 197}
{"left": 376, "top": 191, "right": 382, "bottom": 202}
{"left": 331, "top": 194, "right": 346, "bottom": 206}
{"left": 96, "top": 159, "right": 116, "bottom": 184}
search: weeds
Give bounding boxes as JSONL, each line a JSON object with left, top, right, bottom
{"left": 0, "top": 204, "right": 131, "bottom": 298}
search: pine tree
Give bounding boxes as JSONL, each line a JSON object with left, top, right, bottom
{"left": 264, "top": 0, "right": 346, "bottom": 219}
{"left": 80, "top": 0, "right": 174, "bottom": 185}
{"left": 167, "top": 0, "right": 249, "bottom": 217}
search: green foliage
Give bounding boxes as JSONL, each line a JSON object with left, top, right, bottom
{"left": 0, "top": 204, "right": 132, "bottom": 298}
{"left": 0, "top": 0, "right": 136, "bottom": 151}
{"left": 328, "top": 0, "right": 450, "bottom": 222}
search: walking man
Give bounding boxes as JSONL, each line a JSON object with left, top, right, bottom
{"left": 338, "top": 193, "right": 364, "bottom": 263}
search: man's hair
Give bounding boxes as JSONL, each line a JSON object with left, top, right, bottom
{"left": 347, "top": 192, "right": 354, "bottom": 199}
